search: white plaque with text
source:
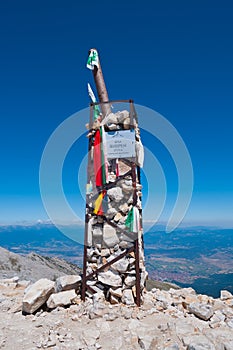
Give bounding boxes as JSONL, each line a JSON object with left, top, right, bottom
{"left": 106, "top": 130, "right": 136, "bottom": 159}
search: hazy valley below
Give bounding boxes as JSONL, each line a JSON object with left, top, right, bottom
{"left": 0, "top": 223, "right": 232, "bottom": 298}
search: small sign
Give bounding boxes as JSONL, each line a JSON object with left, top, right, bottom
{"left": 106, "top": 130, "right": 136, "bottom": 159}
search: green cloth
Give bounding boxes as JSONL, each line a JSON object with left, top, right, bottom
{"left": 125, "top": 207, "right": 134, "bottom": 232}
{"left": 86, "top": 49, "right": 99, "bottom": 70}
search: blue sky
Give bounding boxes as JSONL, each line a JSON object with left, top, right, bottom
{"left": 0, "top": 0, "right": 232, "bottom": 227}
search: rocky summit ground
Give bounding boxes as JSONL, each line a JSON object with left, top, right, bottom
{"left": 0, "top": 247, "right": 233, "bottom": 350}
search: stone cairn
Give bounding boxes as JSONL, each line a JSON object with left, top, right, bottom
{"left": 81, "top": 103, "right": 148, "bottom": 306}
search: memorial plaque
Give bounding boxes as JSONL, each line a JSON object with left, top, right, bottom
{"left": 106, "top": 130, "right": 135, "bottom": 159}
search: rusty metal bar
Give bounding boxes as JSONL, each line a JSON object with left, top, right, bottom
{"left": 91, "top": 99, "right": 133, "bottom": 106}
{"left": 81, "top": 243, "right": 87, "bottom": 300}
{"left": 132, "top": 162, "right": 141, "bottom": 306}
{"left": 85, "top": 204, "right": 134, "bottom": 239}
{"left": 129, "top": 100, "right": 134, "bottom": 129}
{"left": 102, "top": 170, "right": 132, "bottom": 190}
{"left": 137, "top": 166, "right": 141, "bottom": 184}
{"left": 86, "top": 284, "right": 98, "bottom": 294}
{"left": 134, "top": 238, "right": 141, "bottom": 306}
{"left": 132, "top": 163, "right": 137, "bottom": 206}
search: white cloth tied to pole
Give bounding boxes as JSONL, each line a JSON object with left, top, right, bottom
{"left": 86, "top": 49, "right": 99, "bottom": 70}
{"left": 136, "top": 139, "right": 144, "bottom": 167}
{"left": 87, "top": 83, "right": 97, "bottom": 102}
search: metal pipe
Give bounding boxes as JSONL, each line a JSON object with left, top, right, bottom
{"left": 90, "top": 48, "right": 111, "bottom": 118}
{"left": 135, "top": 238, "right": 141, "bottom": 307}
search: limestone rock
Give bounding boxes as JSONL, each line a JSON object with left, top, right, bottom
{"left": 171, "top": 287, "right": 196, "bottom": 298}
{"left": 17, "top": 280, "right": 31, "bottom": 288}
{"left": 47, "top": 290, "right": 78, "bottom": 309}
{"left": 82, "top": 328, "right": 100, "bottom": 347}
{"left": 121, "top": 181, "right": 133, "bottom": 193}
{"left": 119, "top": 240, "right": 134, "bottom": 249}
{"left": 186, "top": 335, "right": 215, "bottom": 350}
{"left": 122, "top": 289, "right": 134, "bottom": 305}
{"left": 188, "top": 302, "right": 214, "bottom": 321}
{"left": 89, "top": 301, "right": 108, "bottom": 319}
{"left": 119, "top": 233, "right": 134, "bottom": 243}
{"left": 220, "top": 290, "right": 233, "bottom": 300}
{"left": 103, "top": 224, "right": 119, "bottom": 248}
{"left": 164, "top": 344, "right": 179, "bottom": 350}
{"left": 55, "top": 275, "right": 81, "bottom": 292}
{"left": 118, "top": 160, "right": 131, "bottom": 175}
{"left": 106, "top": 207, "right": 117, "bottom": 219}
{"left": 124, "top": 275, "right": 136, "bottom": 287}
{"left": 227, "top": 318, "right": 233, "bottom": 328}
{"left": 138, "top": 335, "right": 154, "bottom": 350}
{"left": 110, "top": 295, "right": 119, "bottom": 305}
{"left": 223, "top": 341, "right": 233, "bottom": 350}
{"left": 98, "top": 270, "right": 122, "bottom": 287}
{"left": 123, "top": 117, "right": 131, "bottom": 129}
{"left": 107, "top": 187, "right": 124, "bottom": 202}
{"left": 109, "top": 287, "right": 123, "bottom": 298}
{"left": 0, "top": 276, "right": 19, "bottom": 285}
{"left": 100, "top": 248, "right": 110, "bottom": 257}
{"left": 116, "top": 110, "right": 129, "bottom": 123}
{"left": 111, "top": 257, "right": 129, "bottom": 273}
{"left": 87, "top": 247, "right": 100, "bottom": 260}
{"left": 183, "top": 294, "right": 199, "bottom": 306}
{"left": 93, "top": 291, "right": 106, "bottom": 304}
{"left": 225, "top": 298, "right": 233, "bottom": 306}
{"left": 140, "top": 270, "right": 148, "bottom": 288}
{"left": 22, "top": 278, "right": 55, "bottom": 314}
{"left": 93, "top": 227, "right": 102, "bottom": 237}
{"left": 119, "top": 203, "right": 129, "bottom": 214}
{"left": 114, "top": 212, "right": 122, "bottom": 222}
{"left": 209, "top": 309, "right": 225, "bottom": 328}
{"left": 102, "top": 112, "right": 118, "bottom": 125}
{"left": 108, "top": 123, "right": 119, "bottom": 130}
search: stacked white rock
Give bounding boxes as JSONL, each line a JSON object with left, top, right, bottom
{"left": 84, "top": 107, "right": 147, "bottom": 305}
{"left": 22, "top": 275, "right": 82, "bottom": 314}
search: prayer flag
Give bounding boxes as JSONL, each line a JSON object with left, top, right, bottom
{"left": 125, "top": 206, "right": 141, "bottom": 233}
{"left": 94, "top": 129, "right": 102, "bottom": 187}
{"left": 87, "top": 83, "right": 101, "bottom": 121}
{"left": 86, "top": 49, "right": 99, "bottom": 70}
{"left": 93, "top": 190, "right": 106, "bottom": 215}
{"left": 101, "top": 126, "right": 109, "bottom": 184}
{"left": 94, "top": 128, "right": 109, "bottom": 187}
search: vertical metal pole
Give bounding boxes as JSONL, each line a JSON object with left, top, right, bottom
{"left": 90, "top": 48, "right": 111, "bottom": 118}
{"left": 132, "top": 163, "right": 137, "bottom": 206}
{"left": 129, "top": 100, "right": 134, "bottom": 129}
{"left": 81, "top": 215, "right": 88, "bottom": 301}
{"left": 135, "top": 238, "right": 141, "bottom": 307}
{"left": 81, "top": 106, "right": 93, "bottom": 301}
{"left": 132, "top": 163, "right": 141, "bottom": 306}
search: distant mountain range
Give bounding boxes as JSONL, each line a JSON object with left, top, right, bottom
{"left": 0, "top": 222, "right": 84, "bottom": 267}
{"left": 0, "top": 223, "right": 232, "bottom": 297}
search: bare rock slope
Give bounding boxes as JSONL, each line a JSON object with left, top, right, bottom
{"left": 0, "top": 246, "right": 81, "bottom": 281}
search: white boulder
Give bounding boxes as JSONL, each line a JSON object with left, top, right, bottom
{"left": 22, "top": 278, "right": 55, "bottom": 314}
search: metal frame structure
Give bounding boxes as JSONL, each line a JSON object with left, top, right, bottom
{"left": 81, "top": 99, "right": 143, "bottom": 307}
